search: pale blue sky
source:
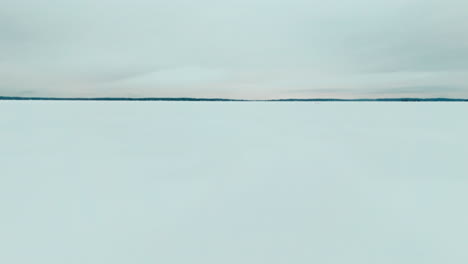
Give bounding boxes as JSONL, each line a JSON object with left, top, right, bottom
{"left": 1, "top": 0, "right": 468, "bottom": 99}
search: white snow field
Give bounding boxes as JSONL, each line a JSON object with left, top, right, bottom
{"left": 1, "top": 101, "right": 467, "bottom": 264}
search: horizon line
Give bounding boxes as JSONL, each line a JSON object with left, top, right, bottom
{"left": 1, "top": 96, "right": 468, "bottom": 102}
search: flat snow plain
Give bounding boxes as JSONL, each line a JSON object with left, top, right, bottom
{"left": 1, "top": 101, "right": 467, "bottom": 264}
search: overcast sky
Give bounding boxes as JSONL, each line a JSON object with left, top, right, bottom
{"left": 2, "top": 0, "right": 468, "bottom": 99}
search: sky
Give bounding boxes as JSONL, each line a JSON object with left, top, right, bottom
{"left": 1, "top": 0, "right": 468, "bottom": 99}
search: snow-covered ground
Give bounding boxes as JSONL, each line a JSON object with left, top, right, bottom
{"left": 1, "top": 101, "right": 467, "bottom": 264}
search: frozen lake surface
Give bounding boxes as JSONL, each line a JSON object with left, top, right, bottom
{"left": 1, "top": 101, "right": 467, "bottom": 263}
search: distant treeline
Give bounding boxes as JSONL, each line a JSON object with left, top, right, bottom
{"left": 0, "top": 96, "right": 467, "bottom": 102}
{"left": 269, "top": 98, "right": 468, "bottom": 102}
{"left": 0, "top": 96, "right": 244, "bottom": 101}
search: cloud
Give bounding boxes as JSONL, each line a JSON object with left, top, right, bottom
{"left": 1, "top": 0, "right": 468, "bottom": 98}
